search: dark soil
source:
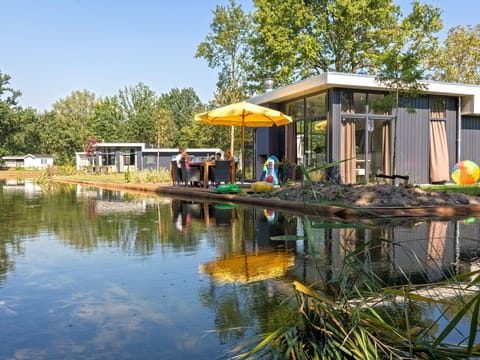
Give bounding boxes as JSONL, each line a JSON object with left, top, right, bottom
{"left": 269, "top": 183, "right": 480, "bottom": 208}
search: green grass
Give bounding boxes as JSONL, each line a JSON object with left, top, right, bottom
{"left": 420, "top": 183, "right": 480, "bottom": 196}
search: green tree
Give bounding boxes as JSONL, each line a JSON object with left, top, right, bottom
{"left": 195, "top": 0, "right": 251, "bottom": 154}
{"left": 158, "top": 87, "right": 203, "bottom": 147}
{"left": 91, "top": 95, "right": 124, "bottom": 142}
{"left": 50, "top": 90, "right": 98, "bottom": 164}
{"left": 117, "top": 82, "right": 159, "bottom": 145}
{"left": 195, "top": 0, "right": 250, "bottom": 99}
{"left": 428, "top": 25, "right": 480, "bottom": 84}
{"left": 250, "top": 0, "right": 442, "bottom": 92}
{"left": 251, "top": 0, "right": 399, "bottom": 89}
{"left": 0, "top": 71, "right": 22, "bottom": 157}
{"left": 154, "top": 107, "right": 176, "bottom": 149}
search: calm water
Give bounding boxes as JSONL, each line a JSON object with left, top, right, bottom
{"left": 1, "top": 179, "right": 480, "bottom": 359}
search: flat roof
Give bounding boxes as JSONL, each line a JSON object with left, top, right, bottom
{"left": 249, "top": 72, "right": 480, "bottom": 115}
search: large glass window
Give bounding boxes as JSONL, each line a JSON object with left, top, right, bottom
{"left": 286, "top": 99, "right": 304, "bottom": 120}
{"left": 368, "top": 93, "right": 391, "bottom": 115}
{"left": 342, "top": 92, "right": 367, "bottom": 113}
{"left": 286, "top": 93, "right": 328, "bottom": 179}
{"left": 341, "top": 91, "right": 393, "bottom": 183}
{"left": 306, "top": 94, "right": 327, "bottom": 173}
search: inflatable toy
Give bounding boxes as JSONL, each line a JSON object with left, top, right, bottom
{"left": 261, "top": 155, "right": 279, "bottom": 185}
{"left": 451, "top": 160, "right": 480, "bottom": 185}
{"left": 214, "top": 184, "right": 241, "bottom": 193}
{"left": 251, "top": 181, "right": 274, "bottom": 192}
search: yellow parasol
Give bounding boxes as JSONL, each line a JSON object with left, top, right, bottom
{"left": 195, "top": 102, "right": 292, "bottom": 182}
{"left": 314, "top": 120, "right": 327, "bottom": 132}
{"left": 199, "top": 250, "right": 294, "bottom": 284}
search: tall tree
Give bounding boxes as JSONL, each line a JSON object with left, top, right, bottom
{"left": 195, "top": 0, "right": 251, "bottom": 154}
{"left": 427, "top": 25, "right": 480, "bottom": 84}
{"left": 158, "top": 87, "right": 203, "bottom": 146}
{"left": 50, "top": 90, "right": 98, "bottom": 164}
{"left": 195, "top": 0, "right": 250, "bottom": 99}
{"left": 117, "top": 82, "right": 159, "bottom": 145}
{"left": 0, "top": 71, "right": 23, "bottom": 157}
{"left": 91, "top": 95, "right": 124, "bottom": 142}
{"left": 250, "top": 0, "right": 399, "bottom": 89}
{"left": 249, "top": 0, "right": 442, "bottom": 92}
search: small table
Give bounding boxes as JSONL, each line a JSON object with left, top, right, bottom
{"left": 189, "top": 161, "right": 236, "bottom": 188}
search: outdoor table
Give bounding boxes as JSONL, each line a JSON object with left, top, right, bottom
{"left": 189, "top": 161, "right": 236, "bottom": 188}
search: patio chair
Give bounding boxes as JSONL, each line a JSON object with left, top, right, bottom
{"left": 180, "top": 159, "right": 201, "bottom": 186}
{"left": 209, "top": 160, "right": 231, "bottom": 186}
{"left": 171, "top": 160, "right": 183, "bottom": 186}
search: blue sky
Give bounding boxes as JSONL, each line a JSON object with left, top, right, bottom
{"left": 2, "top": 0, "right": 479, "bottom": 112}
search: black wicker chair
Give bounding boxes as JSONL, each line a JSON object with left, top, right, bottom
{"left": 171, "top": 160, "right": 183, "bottom": 186}
{"left": 209, "top": 160, "right": 232, "bottom": 186}
{"left": 180, "top": 159, "right": 201, "bottom": 186}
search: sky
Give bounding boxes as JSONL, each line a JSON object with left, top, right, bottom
{"left": 2, "top": 0, "right": 480, "bottom": 112}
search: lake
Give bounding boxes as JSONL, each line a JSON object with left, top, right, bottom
{"left": 1, "top": 179, "right": 479, "bottom": 359}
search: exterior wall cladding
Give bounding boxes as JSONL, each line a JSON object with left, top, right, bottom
{"left": 261, "top": 88, "right": 480, "bottom": 185}
{"left": 461, "top": 116, "right": 480, "bottom": 165}
{"left": 327, "top": 90, "right": 467, "bottom": 185}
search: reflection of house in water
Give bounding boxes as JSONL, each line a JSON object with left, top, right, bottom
{"left": 75, "top": 186, "right": 158, "bottom": 215}
{"left": 2, "top": 179, "right": 42, "bottom": 196}
{"left": 285, "top": 218, "right": 479, "bottom": 287}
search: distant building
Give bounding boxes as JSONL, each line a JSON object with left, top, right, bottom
{"left": 75, "top": 142, "right": 221, "bottom": 173}
{"left": 2, "top": 154, "right": 54, "bottom": 170}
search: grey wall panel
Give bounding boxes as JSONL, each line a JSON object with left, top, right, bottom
{"left": 445, "top": 97, "right": 459, "bottom": 169}
{"left": 461, "top": 116, "right": 480, "bottom": 164}
{"left": 395, "top": 96, "right": 430, "bottom": 184}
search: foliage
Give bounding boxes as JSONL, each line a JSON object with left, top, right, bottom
{"left": 195, "top": 0, "right": 251, "bottom": 96}
{"left": 427, "top": 25, "right": 480, "bottom": 84}
{"left": 251, "top": 0, "right": 401, "bottom": 89}
{"left": 158, "top": 87, "right": 203, "bottom": 147}
{"left": 131, "top": 168, "right": 170, "bottom": 183}
{"left": 235, "top": 218, "right": 480, "bottom": 359}
{"left": 117, "top": 82, "right": 159, "bottom": 146}
{"left": 0, "top": 71, "right": 23, "bottom": 157}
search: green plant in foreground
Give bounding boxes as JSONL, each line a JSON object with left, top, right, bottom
{"left": 232, "top": 216, "right": 480, "bottom": 359}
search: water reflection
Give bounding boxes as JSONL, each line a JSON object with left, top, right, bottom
{"left": 1, "top": 180, "right": 480, "bottom": 358}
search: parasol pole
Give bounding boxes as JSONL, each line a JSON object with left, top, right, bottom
{"left": 241, "top": 114, "right": 245, "bottom": 183}
{"left": 230, "top": 126, "right": 234, "bottom": 158}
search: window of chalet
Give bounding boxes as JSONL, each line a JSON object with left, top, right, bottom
{"left": 431, "top": 97, "right": 446, "bottom": 119}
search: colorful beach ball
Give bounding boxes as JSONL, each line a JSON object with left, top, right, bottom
{"left": 451, "top": 160, "right": 480, "bottom": 185}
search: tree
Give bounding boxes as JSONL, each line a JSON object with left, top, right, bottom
{"left": 50, "top": 90, "right": 98, "bottom": 164}
{"left": 195, "top": 0, "right": 251, "bottom": 154}
{"left": 158, "top": 87, "right": 203, "bottom": 147}
{"left": 117, "top": 82, "right": 159, "bottom": 145}
{"left": 0, "top": 71, "right": 23, "bottom": 158}
{"left": 91, "top": 95, "right": 124, "bottom": 142}
{"left": 250, "top": 0, "right": 399, "bottom": 89}
{"left": 195, "top": 0, "right": 250, "bottom": 98}
{"left": 249, "top": 0, "right": 442, "bottom": 93}
{"left": 427, "top": 25, "right": 480, "bottom": 84}
{"left": 373, "top": 2, "right": 441, "bottom": 174}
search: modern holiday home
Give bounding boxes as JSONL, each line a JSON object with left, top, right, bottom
{"left": 249, "top": 72, "right": 480, "bottom": 185}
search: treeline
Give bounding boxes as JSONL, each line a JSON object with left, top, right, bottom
{"left": 0, "top": 76, "right": 232, "bottom": 165}
{"left": 2, "top": 0, "right": 480, "bottom": 165}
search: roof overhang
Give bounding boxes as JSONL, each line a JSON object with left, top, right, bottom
{"left": 248, "top": 72, "right": 480, "bottom": 115}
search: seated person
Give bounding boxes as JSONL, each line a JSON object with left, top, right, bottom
{"left": 224, "top": 149, "right": 234, "bottom": 161}
{"left": 175, "top": 148, "right": 190, "bottom": 168}
{"left": 215, "top": 152, "right": 222, "bottom": 161}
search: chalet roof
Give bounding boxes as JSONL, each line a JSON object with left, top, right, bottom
{"left": 248, "top": 72, "right": 480, "bottom": 115}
